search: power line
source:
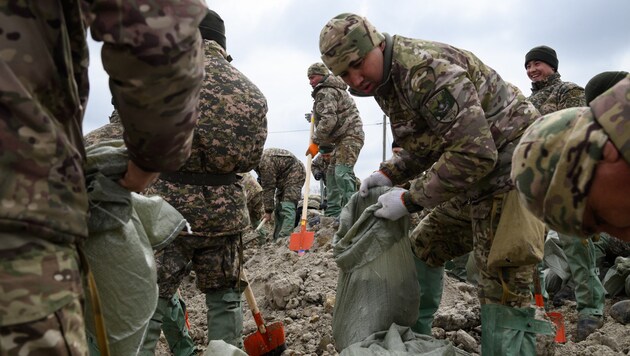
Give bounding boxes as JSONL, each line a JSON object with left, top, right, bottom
{"left": 268, "top": 122, "right": 386, "bottom": 134}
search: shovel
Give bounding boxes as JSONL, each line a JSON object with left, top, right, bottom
{"left": 242, "top": 271, "right": 287, "bottom": 356}
{"left": 289, "top": 115, "right": 315, "bottom": 256}
{"left": 533, "top": 266, "right": 566, "bottom": 343}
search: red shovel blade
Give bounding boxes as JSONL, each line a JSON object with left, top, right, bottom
{"left": 289, "top": 224, "right": 314, "bottom": 254}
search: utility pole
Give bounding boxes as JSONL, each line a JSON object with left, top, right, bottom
{"left": 382, "top": 114, "right": 387, "bottom": 161}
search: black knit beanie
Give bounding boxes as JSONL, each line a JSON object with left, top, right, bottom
{"left": 525, "top": 45, "right": 558, "bottom": 70}
{"left": 199, "top": 9, "right": 226, "bottom": 50}
{"left": 585, "top": 71, "right": 630, "bottom": 104}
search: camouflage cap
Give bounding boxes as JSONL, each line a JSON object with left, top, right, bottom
{"left": 319, "top": 13, "right": 385, "bottom": 76}
{"left": 307, "top": 62, "right": 329, "bottom": 77}
{"left": 511, "top": 76, "right": 630, "bottom": 237}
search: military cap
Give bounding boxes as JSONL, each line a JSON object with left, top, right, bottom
{"left": 319, "top": 13, "right": 385, "bottom": 76}
{"left": 511, "top": 76, "right": 630, "bottom": 237}
{"left": 307, "top": 62, "right": 330, "bottom": 77}
{"left": 585, "top": 71, "right": 629, "bottom": 104}
{"left": 199, "top": 9, "right": 226, "bottom": 50}
{"left": 525, "top": 45, "right": 558, "bottom": 70}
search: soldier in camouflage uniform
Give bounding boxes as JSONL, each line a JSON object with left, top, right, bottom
{"left": 524, "top": 45, "right": 605, "bottom": 340}
{"left": 255, "top": 148, "right": 306, "bottom": 240}
{"left": 306, "top": 63, "right": 365, "bottom": 218}
{"left": 319, "top": 13, "right": 552, "bottom": 354}
{"left": 0, "top": 1, "right": 204, "bottom": 354}
{"left": 514, "top": 73, "right": 630, "bottom": 327}
{"left": 142, "top": 9, "right": 268, "bottom": 350}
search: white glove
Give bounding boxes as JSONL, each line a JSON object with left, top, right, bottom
{"left": 374, "top": 188, "right": 410, "bottom": 220}
{"left": 359, "top": 171, "right": 393, "bottom": 197}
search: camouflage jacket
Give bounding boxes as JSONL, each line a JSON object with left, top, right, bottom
{"left": 147, "top": 40, "right": 268, "bottom": 235}
{"left": 311, "top": 75, "right": 364, "bottom": 145}
{"left": 375, "top": 35, "right": 539, "bottom": 208}
{"left": 528, "top": 72, "right": 585, "bottom": 115}
{"left": 255, "top": 148, "right": 306, "bottom": 213}
{"left": 0, "top": 1, "right": 205, "bottom": 243}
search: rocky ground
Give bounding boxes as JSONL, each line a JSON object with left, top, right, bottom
{"left": 156, "top": 216, "right": 630, "bottom": 356}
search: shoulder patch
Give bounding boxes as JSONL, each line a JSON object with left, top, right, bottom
{"left": 426, "top": 89, "right": 458, "bottom": 123}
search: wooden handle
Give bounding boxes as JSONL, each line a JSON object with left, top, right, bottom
{"left": 301, "top": 116, "right": 315, "bottom": 223}
{"left": 242, "top": 270, "right": 267, "bottom": 333}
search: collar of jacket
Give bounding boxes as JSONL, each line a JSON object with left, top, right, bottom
{"left": 311, "top": 74, "right": 331, "bottom": 97}
{"left": 531, "top": 72, "right": 562, "bottom": 91}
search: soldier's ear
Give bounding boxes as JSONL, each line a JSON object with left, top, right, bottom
{"left": 601, "top": 140, "right": 620, "bottom": 163}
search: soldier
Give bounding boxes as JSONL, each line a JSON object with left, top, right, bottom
{"left": 255, "top": 148, "right": 306, "bottom": 240}
{"left": 142, "top": 9, "right": 268, "bottom": 350}
{"left": 306, "top": 62, "right": 365, "bottom": 218}
{"left": 524, "top": 45, "right": 605, "bottom": 340}
{"left": 514, "top": 73, "right": 630, "bottom": 325}
{"left": 0, "top": 1, "right": 204, "bottom": 354}
{"left": 311, "top": 144, "right": 335, "bottom": 212}
{"left": 319, "top": 13, "right": 551, "bottom": 354}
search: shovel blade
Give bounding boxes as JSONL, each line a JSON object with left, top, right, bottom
{"left": 289, "top": 226, "right": 314, "bottom": 253}
{"left": 244, "top": 321, "right": 286, "bottom": 356}
{"left": 547, "top": 311, "right": 566, "bottom": 343}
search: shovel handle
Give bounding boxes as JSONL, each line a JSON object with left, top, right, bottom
{"left": 300, "top": 116, "right": 315, "bottom": 223}
{"left": 255, "top": 217, "right": 268, "bottom": 232}
{"left": 242, "top": 270, "right": 267, "bottom": 334}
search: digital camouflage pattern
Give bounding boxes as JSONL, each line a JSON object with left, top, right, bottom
{"left": 528, "top": 72, "right": 586, "bottom": 115}
{"left": 255, "top": 148, "right": 306, "bottom": 213}
{"left": 319, "top": 13, "right": 385, "bottom": 76}
{"left": 241, "top": 172, "right": 264, "bottom": 227}
{"left": 0, "top": 3, "right": 205, "bottom": 354}
{"left": 84, "top": 110, "right": 124, "bottom": 146}
{"left": 147, "top": 39, "right": 268, "bottom": 235}
{"left": 513, "top": 76, "right": 630, "bottom": 238}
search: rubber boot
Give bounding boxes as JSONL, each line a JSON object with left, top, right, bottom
{"left": 277, "top": 201, "right": 296, "bottom": 239}
{"left": 411, "top": 257, "right": 444, "bottom": 335}
{"left": 139, "top": 297, "right": 170, "bottom": 356}
{"left": 162, "top": 293, "right": 197, "bottom": 356}
{"left": 562, "top": 234, "right": 605, "bottom": 319}
{"left": 334, "top": 164, "right": 357, "bottom": 210}
{"left": 324, "top": 170, "right": 341, "bottom": 217}
{"left": 480, "top": 304, "right": 553, "bottom": 356}
{"left": 576, "top": 314, "right": 604, "bottom": 341}
{"left": 205, "top": 288, "right": 244, "bottom": 348}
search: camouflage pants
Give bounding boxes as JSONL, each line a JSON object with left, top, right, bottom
{"left": 0, "top": 232, "right": 87, "bottom": 355}
{"left": 412, "top": 193, "right": 534, "bottom": 307}
{"left": 331, "top": 135, "right": 363, "bottom": 167}
{"left": 156, "top": 234, "right": 242, "bottom": 297}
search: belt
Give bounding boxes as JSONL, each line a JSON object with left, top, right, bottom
{"left": 159, "top": 171, "right": 238, "bottom": 186}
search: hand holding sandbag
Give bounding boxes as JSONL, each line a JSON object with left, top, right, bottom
{"left": 374, "top": 188, "right": 409, "bottom": 220}
{"left": 359, "top": 171, "right": 392, "bottom": 197}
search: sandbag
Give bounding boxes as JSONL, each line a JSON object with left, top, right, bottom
{"left": 332, "top": 186, "right": 419, "bottom": 350}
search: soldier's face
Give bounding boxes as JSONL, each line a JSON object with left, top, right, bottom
{"left": 582, "top": 141, "right": 630, "bottom": 241}
{"left": 340, "top": 43, "right": 385, "bottom": 95}
{"left": 308, "top": 74, "right": 324, "bottom": 88}
{"left": 526, "top": 60, "right": 555, "bottom": 82}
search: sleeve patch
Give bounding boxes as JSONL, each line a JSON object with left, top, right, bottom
{"left": 426, "top": 89, "right": 458, "bottom": 123}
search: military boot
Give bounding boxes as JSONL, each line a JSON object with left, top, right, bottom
{"left": 161, "top": 293, "right": 198, "bottom": 356}
{"left": 576, "top": 314, "right": 604, "bottom": 341}
{"left": 610, "top": 300, "right": 630, "bottom": 324}
{"left": 205, "top": 288, "right": 244, "bottom": 348}
{"left": 334, "top": 164, "right": 357, "bottom": 209}
{"left": 277, "top": 201, "right": 296, "bottom": 239}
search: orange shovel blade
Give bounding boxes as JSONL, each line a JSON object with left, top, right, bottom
{"left": 289, "top": 224, "right": 314, "bottom": 254}
{"left": 547, "top": 311, "right": 566, "bottom": 343}
{"left": 244, "top": 322, "right": 286, "bottom": 356}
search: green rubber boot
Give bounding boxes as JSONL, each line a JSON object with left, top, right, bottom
{"left": 324, "top": 170, "right": 341, "bottom": 217}
{"left": 162, "top": 293, "right": 197, "bottom": 356}
{"left": 205, "top": 288, "right": 244, "bottom": 348}
{"left": 480, "top": 304, "right": 553, "bottom": 356}
{"left": 334, "top": 164, "right": 357, "bottom": 210}
{"left": 411, "top": 257, "right": 444, "bottom": 335}
{"left": 276, "top": 201, "right": 296, "bottom": 239}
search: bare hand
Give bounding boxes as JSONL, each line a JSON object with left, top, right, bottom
{"left": 118, "top": 160, "right": 160, "bottom": 193}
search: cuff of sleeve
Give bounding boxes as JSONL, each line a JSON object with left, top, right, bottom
{"left": 402, "top": 191, "right": 423, "bottom": 213}
{"left": 264, "top": 208, "right": 274, "bottom": 214}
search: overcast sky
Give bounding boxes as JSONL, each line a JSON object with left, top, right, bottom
{"left": 84, "top": 0, "right": 630, "bottom": 188}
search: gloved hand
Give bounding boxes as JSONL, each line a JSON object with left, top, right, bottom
{"left": 359, "top": 171, "right": 392, "bottom": 197}
{"left": 374, "top": 188, "right": 410, "bottom": 220}
{"left": 319, "top": 200, "right": 328, "bottom": 210}
{"left": 305, "top": 113, "right": 313, "bottom": 123}
{"left": 305, "top": 143, "right": 319, "bottom": 157}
